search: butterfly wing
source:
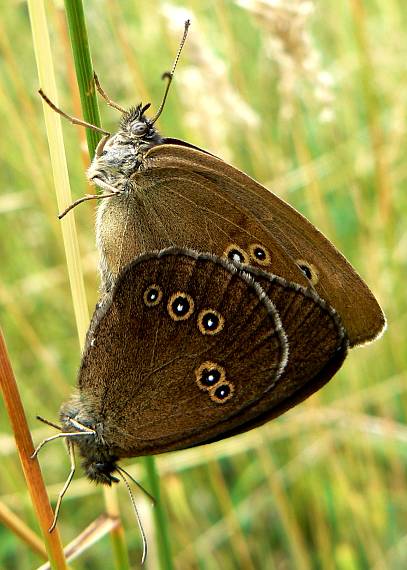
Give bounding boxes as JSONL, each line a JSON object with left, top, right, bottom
{"left": 159, "top": 265, "right": 348, "bottom": 450}
{"left": 78, "top": 249, "right": 288, "bottom": 457}
{"left": 191, "top": 269, "right": 348, "bottom": 445}
{"left": 140, "top": 143, "right": 385, "bottom": 347}
{"left": 96, "top": 161, "right": 311, "bottom": 294}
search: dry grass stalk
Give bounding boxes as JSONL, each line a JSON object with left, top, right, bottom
{"left": 37, "top": 514, "right": 120, "bottom": 570}
{"left": 238, "top": 0, "right": 335, "bottom": 122}
{"left": 162, "top": 4, "right": 260, "bottom": 159}
{"left": 0, "top": 328, "right": 68, "bottom": 570}
{"left": 0, "top": 500, "right": 47, "bottom": 560}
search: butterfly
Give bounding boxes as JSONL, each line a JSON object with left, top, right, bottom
{"left": 34, "top": 20, "right": 385, "bottom": 560}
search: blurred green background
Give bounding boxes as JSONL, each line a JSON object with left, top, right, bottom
{"left": 0, "top": 0, "right": 406, "bottom": 568}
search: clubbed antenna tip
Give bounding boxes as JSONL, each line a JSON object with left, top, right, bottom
{"left": 150, "top": 20, "right": 191, "bottom": 125}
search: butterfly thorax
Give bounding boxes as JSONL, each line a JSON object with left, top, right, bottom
{"left": 60, "top": 396, "right": 119, "bottom": 485}
{"left": 87, "top": 104, "right": 163, "bottom": 193}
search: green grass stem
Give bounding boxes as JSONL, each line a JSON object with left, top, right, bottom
{"left": 64, "top": 0, "right": 102, "bottom": 156}
{"left": 144, "top": 456, "right": 174, "bottom": 570}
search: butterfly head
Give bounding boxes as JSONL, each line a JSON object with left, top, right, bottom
{"left": 86, "top": 19, "right": 191, "bottom": 196}
{"left": 81, "top": 456, "right": 120, "bottom": 486}
{"left": 87, "top": 102, "right": 163, "bottom": 192}
{"left": 119, "top": 103, "right": 161, "bottom": 140}
{"left": 60, "top": 397, "right": 120, "bottom": 486}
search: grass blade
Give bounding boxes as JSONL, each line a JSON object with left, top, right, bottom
{"left": 28, "top": 1, "right": 130, "bottom": 567}
{"left": 64, "top": 0, "right": 102, "bottom": 156}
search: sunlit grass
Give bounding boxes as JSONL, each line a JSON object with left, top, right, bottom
{"left": 0, "top": 1, "right": 405, "bottom": 569}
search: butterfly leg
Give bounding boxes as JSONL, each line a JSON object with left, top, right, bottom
{"left": 90, "top": 178, "right": 123, "bottom": 197}
{"left": 49, "top": 440, "right": 76, "bottom": 532}
{"left": 68, "top": 417, "right": 96, "bottom": 433}
{"left": 31, "top": 429, "right": 96, "bottom": 458}
{"left": 58, "top": 191, "right": 120, "bottom": 220}
{"left": 36, "top": 415, "right": 61, "bottom": 430}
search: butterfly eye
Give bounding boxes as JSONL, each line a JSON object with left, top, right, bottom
{"left": 131, "top": 121, "right": 148, "bottom": 136}
{"left": 168, "top": 292, "right": 195, "bottom": 321}
{"left": 249, "top": 243, "right": 271, "bottom": 266}
{"left": 210, "top": 382, "right": 234, "bottom": 404}
{"left": 198, "top": 309, "right": 224, "bottom": 335}
{"left": 224, "top": 244, "right": 249, "bottom": 265}
{"left": 300, "top": 264, "right": 311, "bottom": 279}
{"left": 143, "top": 284, "right": 163, "bottom": 307}
{"left": 296, "top": 259, "right": 319, "bottom": 285}
{"left": 195, "top": 362, "right": 225, "bottom": 391}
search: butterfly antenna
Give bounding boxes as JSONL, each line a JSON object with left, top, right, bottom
{"left": 116, "top": 468, "right": 148, "bottom": 565}
{"left": 150, "top": 19, "right": 190, "bottom": 125}
{"left": 93, "top": 72, "right": 126, "bottom": 113}
{"left": 116, "top": 466, "right": 156, "bottom": 506}
{"left": 49, "top": 441, "right": 76, "bottom": 532}
{"left": 38, "top": 89, "right": 110, "bottom": 135}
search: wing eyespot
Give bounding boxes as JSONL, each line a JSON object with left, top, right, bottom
{"left": 224, "top": 244, "right": 249, "bottom": 265}
{"left": 209, "top": 382, "right": 234, "bottom": 403}
{"left": 195, "top": 362, "right": 234, "bottom": 404}
{"left": 143, "top": 284, "right": 163, "bottom": 307}
{"left": 249, "top": 243, "right": 271, "bottom": 266}
{"left": 195, "top": 361, "right": 225, "bottom": 390}
{"left": 167, "top": 292, "right": 195, "bottom": 321}
{"left": 296, "top": 259, "right": 319, "bottom": 285}
{"left": 197, "top": 309, "right": 224, "bottom": 335}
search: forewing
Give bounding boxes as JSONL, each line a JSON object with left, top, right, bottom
{"left": 144, "top": 144, "right": 385, "bottom": 346}
{"left": 98, "top": 160, "right": 311, "bottom": 290}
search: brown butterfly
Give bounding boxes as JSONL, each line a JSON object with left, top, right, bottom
{"left": 34, "top": 20, "right": 384, "bottom": 558}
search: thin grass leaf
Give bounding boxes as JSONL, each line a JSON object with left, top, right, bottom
{"left": 27, "top": 1, "right": 130, "bottom": 568}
